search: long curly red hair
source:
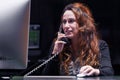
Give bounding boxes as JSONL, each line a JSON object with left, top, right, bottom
{"left": 58, "top": 2, "right": 100, "bottom": 75}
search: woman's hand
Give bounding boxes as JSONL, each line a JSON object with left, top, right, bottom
{"left": 79, "top": 65, "right": 100, "bottom": 76}
{"left": 52, "top": 32, "right": 67, "bottom": 54}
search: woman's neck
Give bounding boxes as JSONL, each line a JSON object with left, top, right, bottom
{"left": 71, "top": 37, "right": 80, "bottom": 57}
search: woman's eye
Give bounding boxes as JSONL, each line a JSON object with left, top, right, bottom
{"left": 62, "top": 20, "right": 67, "bottom": 24}
{"left": 68, "top": 19, "right": 76, "bottom": 23}
{"left": 62, "top": 18, "right": 76, "bottom": 24}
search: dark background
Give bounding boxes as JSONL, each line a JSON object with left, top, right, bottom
{"left": 0, "top": 0, "right": 120, "bottom": 77}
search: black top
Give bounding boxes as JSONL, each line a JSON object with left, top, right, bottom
{"left": 42, "top": 40, "right": 114, "bottom": 76}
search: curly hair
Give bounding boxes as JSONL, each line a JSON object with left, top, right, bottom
{"left": 59, "top": 2, "right": 100, "bottom": 75}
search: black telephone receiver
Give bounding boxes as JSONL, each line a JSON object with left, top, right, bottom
{"left": 59, "top": 25, "right": 71, "bottom": 46}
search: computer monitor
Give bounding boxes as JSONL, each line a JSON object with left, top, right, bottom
{"left": 0, "top": 0, "right": 31, "bottom": 69}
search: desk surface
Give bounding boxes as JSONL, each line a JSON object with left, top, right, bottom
{"left": 11, "top": 76, "right": 120, "bottom": 80}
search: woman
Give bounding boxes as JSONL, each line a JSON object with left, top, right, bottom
{"left": 42, "top": 2, "right": 114, "bottom": 76}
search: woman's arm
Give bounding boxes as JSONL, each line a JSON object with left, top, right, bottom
{"left": 99, "top": 40, "right": 114, "bottom": 76}
{"left": 42, "top": 57, "right": 60, "bottom": 75}
{"left": 41, "top": 43, "right": 60, "bottom": 75}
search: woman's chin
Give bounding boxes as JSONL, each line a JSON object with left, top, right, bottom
{"left": 66, "top": 35, "right": 73, "bottom": 39}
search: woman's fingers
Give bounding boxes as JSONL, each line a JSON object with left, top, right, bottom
{"left": 79, "top": 65, "right": 100, "bottom": 76}
{"left": 80, "top": 65, "right": 90, "bottom": 73}
{"left": 52, "top": 41, "right": 66, "bottom": 54}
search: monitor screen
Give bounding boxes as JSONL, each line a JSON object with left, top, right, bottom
{"left": 0, "top": 0, "right": 30, "bottom": 69}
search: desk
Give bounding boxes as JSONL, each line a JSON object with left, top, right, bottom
{"left": 11, "top": 76, "right": 120, "bottom": 80}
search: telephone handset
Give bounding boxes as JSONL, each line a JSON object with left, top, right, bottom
{"left": 24, "top": 25, "right": 71, "bottom": 76}
{"left": 59, "top": 25, "right": 71, "bottom": 46}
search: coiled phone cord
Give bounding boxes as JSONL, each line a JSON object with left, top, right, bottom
{"left": 24, "top": 52, "right": 59, "bottom": 76}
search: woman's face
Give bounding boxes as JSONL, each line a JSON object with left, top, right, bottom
{"left": 62, "top": 10, "right": 79, "bottom": 39}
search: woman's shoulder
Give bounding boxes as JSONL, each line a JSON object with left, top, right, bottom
{"left": 98, "top": 40, "right": 110, "bottom": 58}
{"left": 98, "top": 40, "right": 109, "bottom": 50}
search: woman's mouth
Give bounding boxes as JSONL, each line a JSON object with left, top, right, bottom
{"left": 65, "top": 30, "right": 72, "bottom": 35}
